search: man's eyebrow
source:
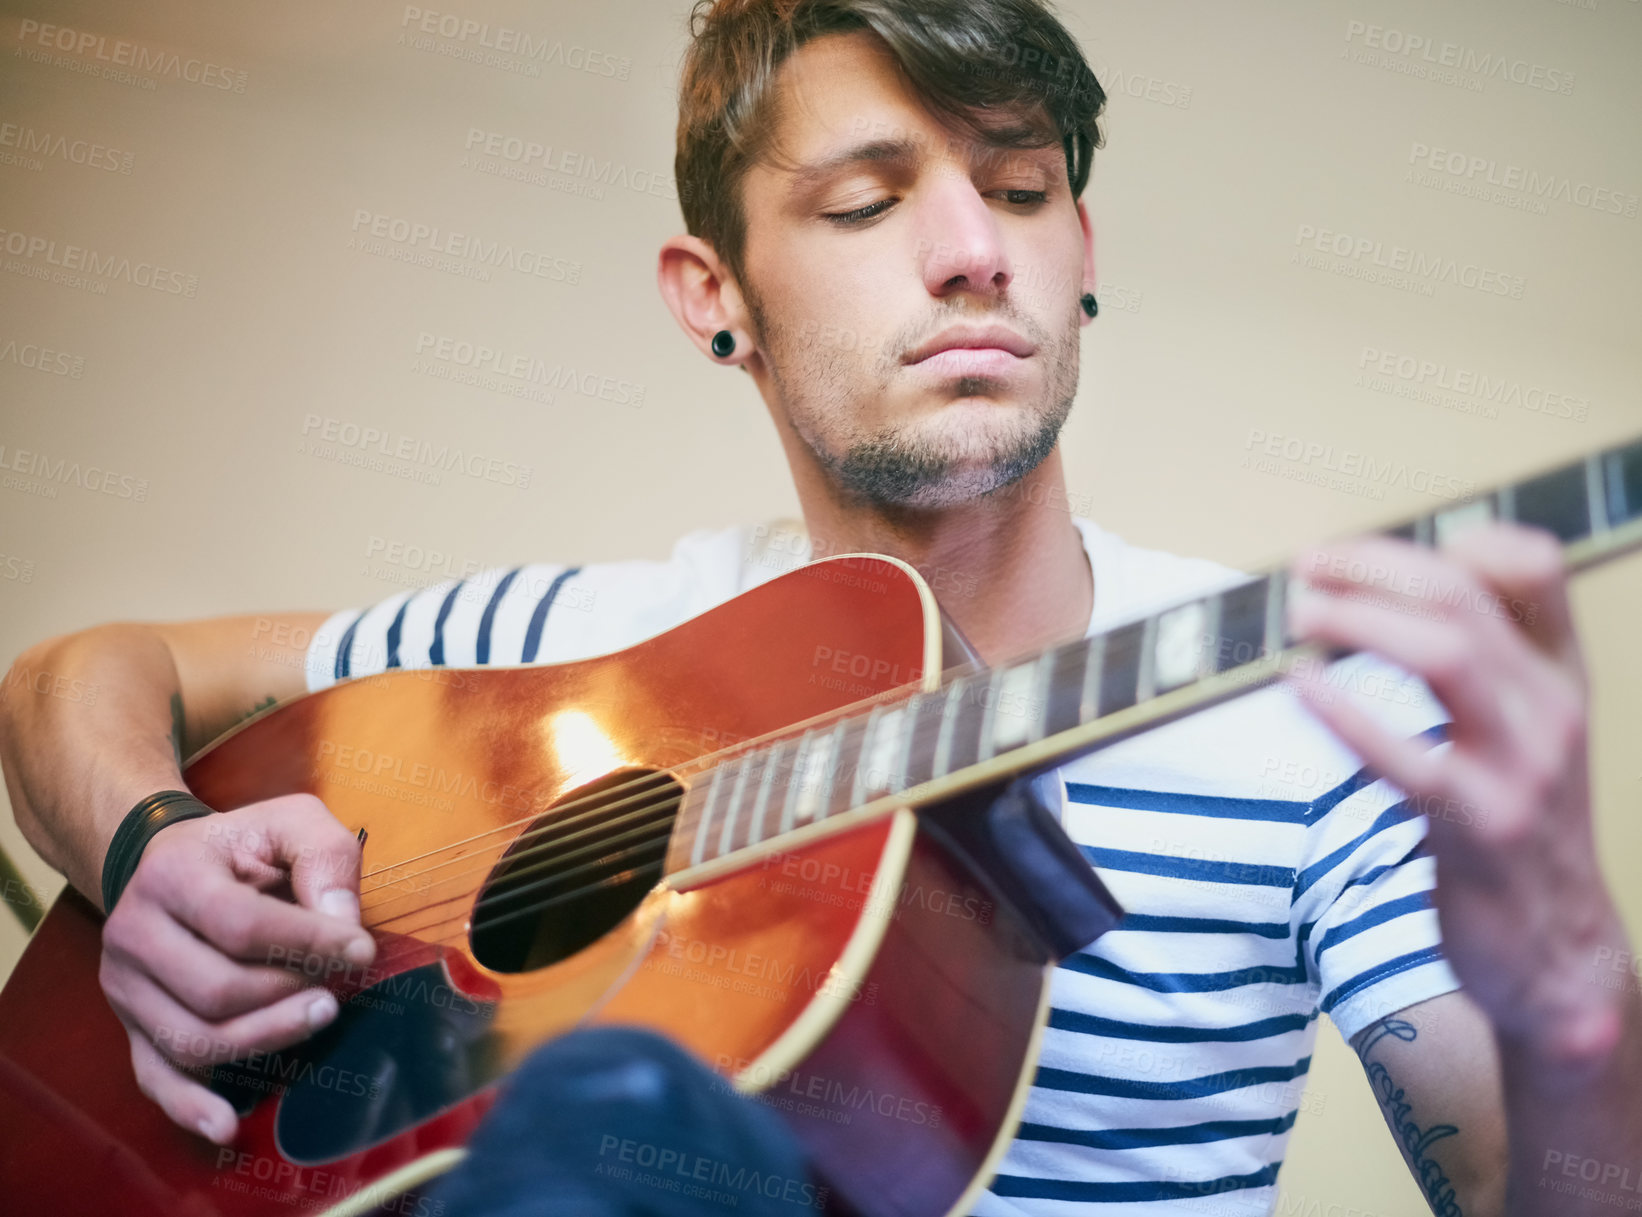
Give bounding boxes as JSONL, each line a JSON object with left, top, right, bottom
{"left": 786, "top": 136, "right": 924, "bottom": 195}
{"left": 786, "top": 127, "right": 1061, "bottom": 197}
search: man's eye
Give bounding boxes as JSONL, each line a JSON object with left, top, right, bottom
{"left": 1000, "top": 190, "right": 1048, "bottom": 206}
{"left": 824, "top": 198, "right": 895, "bottom": 225}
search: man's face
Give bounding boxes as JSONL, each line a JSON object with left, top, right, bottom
{"left": 736, "top": 30, "right": 1089, "bottom": 511}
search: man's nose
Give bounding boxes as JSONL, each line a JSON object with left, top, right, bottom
{"left": 915, "top": 180, "right": 1013, "bottom": 300}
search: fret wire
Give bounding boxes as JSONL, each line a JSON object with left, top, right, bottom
{"left": 815, "top": 719, "right": 848, "bottom": 822}
{"left": 691, "top": 765, "right": 727, "bottom": 867}
{"left": 826, "top": 716, "right": 869, "bottom": 818}
{"left": 1079, "top": 633, "right": 1106, "bottom": 724}
{"left": 1266, "top": 568, "right": 1289, "bottom": 654}
{"left": 777, "top": 729, "right": 815, "bottom": 835}
{"left": 892, "top": 694, "right": 929, "bottom": 792}
{"left": 848, "top": 706, "right": 883, "bottom": 806}
{"left": 1197, "top": 594, "right": 1222, "bottom": 683}
{"left": 932, "top": 678, "right": 967, "bottom": 778}
{"left": 1605, "top": 451, "right": 1627, "bottom": 525}
{"left": 748, "top": 741, "right": 780, "bottom": 847}
{"left": 1029, "top": 649, "right": 1056, "bottom": 744}
{"left": 1586, "top": 455, "right": 1612, "bottom": 535}
{"left": 718, "top": 754, "right": 751, "bottom": 858}
{"left": 976, "top": 669, "right": 1005, "bottom": 761}
{"left": 1134, "top": 615, "right": 1160, "bottom": 703}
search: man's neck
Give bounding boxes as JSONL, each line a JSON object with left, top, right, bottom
{"left": 789, "top": 448, "right": 1094, "bottom": 668}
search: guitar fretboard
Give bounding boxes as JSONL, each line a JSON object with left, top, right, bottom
{"left": 667, "top": 436, "right": 1642, "bottom": 875}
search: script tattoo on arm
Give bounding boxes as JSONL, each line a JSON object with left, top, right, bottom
{"left": 1355, "top": 1017, "right": 1463, "bottom": 1217}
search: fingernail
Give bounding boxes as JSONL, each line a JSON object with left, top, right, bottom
{"left": 319, "top": 889, "right": 360, "bottom": 922}
{"left": 343, "top": 934, "right": 375, "bottom": 967}
{"left": 196, "top": 1114, "right": 227, "bottom": 1143}
{"left": 307, "top": 990, "right": 339, "bottom": 1030}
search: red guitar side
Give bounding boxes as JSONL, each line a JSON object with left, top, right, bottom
{"left": 0, "top": 554, "right": 1116, "bottom": 1217}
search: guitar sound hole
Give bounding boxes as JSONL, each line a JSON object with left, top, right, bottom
{"left": 469, "top": 767, "right": 682, "bottom": 973}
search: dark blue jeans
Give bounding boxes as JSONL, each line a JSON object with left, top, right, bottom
{"left": 424, "top": 1027, "right": 826, "bottom": 1216}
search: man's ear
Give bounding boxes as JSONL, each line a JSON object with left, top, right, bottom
{"left": 657, "top": 235, "right": 754, "bottom": 366}
{"left": 1075, "top": 198, "right": 1097, "bottom": 326}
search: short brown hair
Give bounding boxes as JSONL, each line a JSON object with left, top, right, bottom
{"left": 675, "top": 0, "right": 1106, "bottom": 288}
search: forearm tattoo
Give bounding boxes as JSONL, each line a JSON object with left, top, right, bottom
{"left": 1356, "top": 1017, "right": 1463, "bottom": 1217}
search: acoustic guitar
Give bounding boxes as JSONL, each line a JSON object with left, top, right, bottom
{"left": 1, "top": 436, "right": 1639, "bottom": 1217}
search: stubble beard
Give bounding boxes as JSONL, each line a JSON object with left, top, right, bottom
{"left": 748, "top": 288, "right": 1081, "bottom": 512}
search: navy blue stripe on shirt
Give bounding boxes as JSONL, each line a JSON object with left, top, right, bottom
{"left": 1310, "top": 891, "right": 1431, "bottom": 964}
{"left": 1081, "top": 845, "right": 1294, "bottom": 889}
{"left": 1320, "top": 945, "right": 1446, "bottom": 1015}
{"left": 1016, "top": 1110, "right": 1298, "bottom": 1151}
{"left": 1293, "top": 801, "right": 1421, "bottom": 899}
{"left": 1048, "top": 1008, "right": 1313, "bottom": 1043}
{"left": 1067, "top": 784, "right": 1310, "bottom": 823}
{"left": 1116, "top": 912, "right": 1290, "bottom": 939}
{"left": 428, "top": 581, "right": 466, "bottom": 667}
{"left": 521, "top": 566, "right": 582, "bottom": 663}
{"left": 1306, "top": 722, "right": 1449, "bottom": 820}
{"left": 475, "top": 568, "right": 521, "bottom": 665}
{"left": 1340, "top": 839, "right": 1428, "bottom": 896}
{"left": 1059, "top": 952, "right": 1310, "bottom": 992}
{"left": 1034, "top": 1058, "right": 1310, "bottom": 1102}
{"left": 385, "top": 596, "right": 410, "bottom": 670}
{"left": 990, "top": 1162, "right": 1283, "bottom": 1204}
{"left": 334, "top": 610, "right": 363, "bottom": 681}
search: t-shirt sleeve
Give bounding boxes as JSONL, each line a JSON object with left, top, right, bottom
{"left": 301, "top": 525, "right": 758, "bottom": 693}
{"left": 1289, "top": 659, "right": 1465, "bottom": 1043}
{"left": 303, "top": 564, "right": 580, "bottom": 693}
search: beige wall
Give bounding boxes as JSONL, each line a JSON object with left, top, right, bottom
{"left": 2, "top": 0, "right": 1639, "bottom": 1212}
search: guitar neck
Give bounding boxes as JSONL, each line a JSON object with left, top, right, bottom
{"left": 665, "top": 435, "right": 1642, "bottom": 880}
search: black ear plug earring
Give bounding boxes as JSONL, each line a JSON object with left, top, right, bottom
{"left": 711, "top": 330, "right": 736, "bottom": 358}
{"left": 1080, "top": 293, "right": 1099, "bottom": 319}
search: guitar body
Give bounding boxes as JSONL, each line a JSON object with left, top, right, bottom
{"left": 0, "top": 556, "right": 1080, "bottom": 1217}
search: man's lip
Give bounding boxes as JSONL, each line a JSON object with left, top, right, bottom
{"left": 904, "top": 325, "right": 1035, "bottom": 364}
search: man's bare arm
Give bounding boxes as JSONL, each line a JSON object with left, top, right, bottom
{"left": 1292, "top": 524, "right": 1642, "bottom": 1217}
{"left": 0, "top": 611, "right": 376, "bottom": 1143}
{"left": 1349, "top": 991, "right": 1508, "bottom": 1217}
{"left": 1, "top": 613, "right": 322, "bottom": 905}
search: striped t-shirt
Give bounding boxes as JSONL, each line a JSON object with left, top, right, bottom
{"left": 305, "top": 517, "right": 1461, "bottom": 1216}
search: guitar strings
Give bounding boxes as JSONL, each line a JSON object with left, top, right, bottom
{"left": 363, "top": 791, "right": 679, "bottom": 930}
{"left": 349, "top": 675, "right": 928, "bottom": 901}
{"left": 349, "top": 673, "right": 927, "bottom": 889}
{"left": 359, "top": 769, "right": 681, "bottom": 910}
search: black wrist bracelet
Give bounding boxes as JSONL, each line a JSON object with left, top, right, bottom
{"left": 101, "top": 789, "right": 217, "bottom": 913}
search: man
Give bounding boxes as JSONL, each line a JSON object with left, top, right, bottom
{"left": 2, "top": 0, "right": 1636, "bottom": 1214}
